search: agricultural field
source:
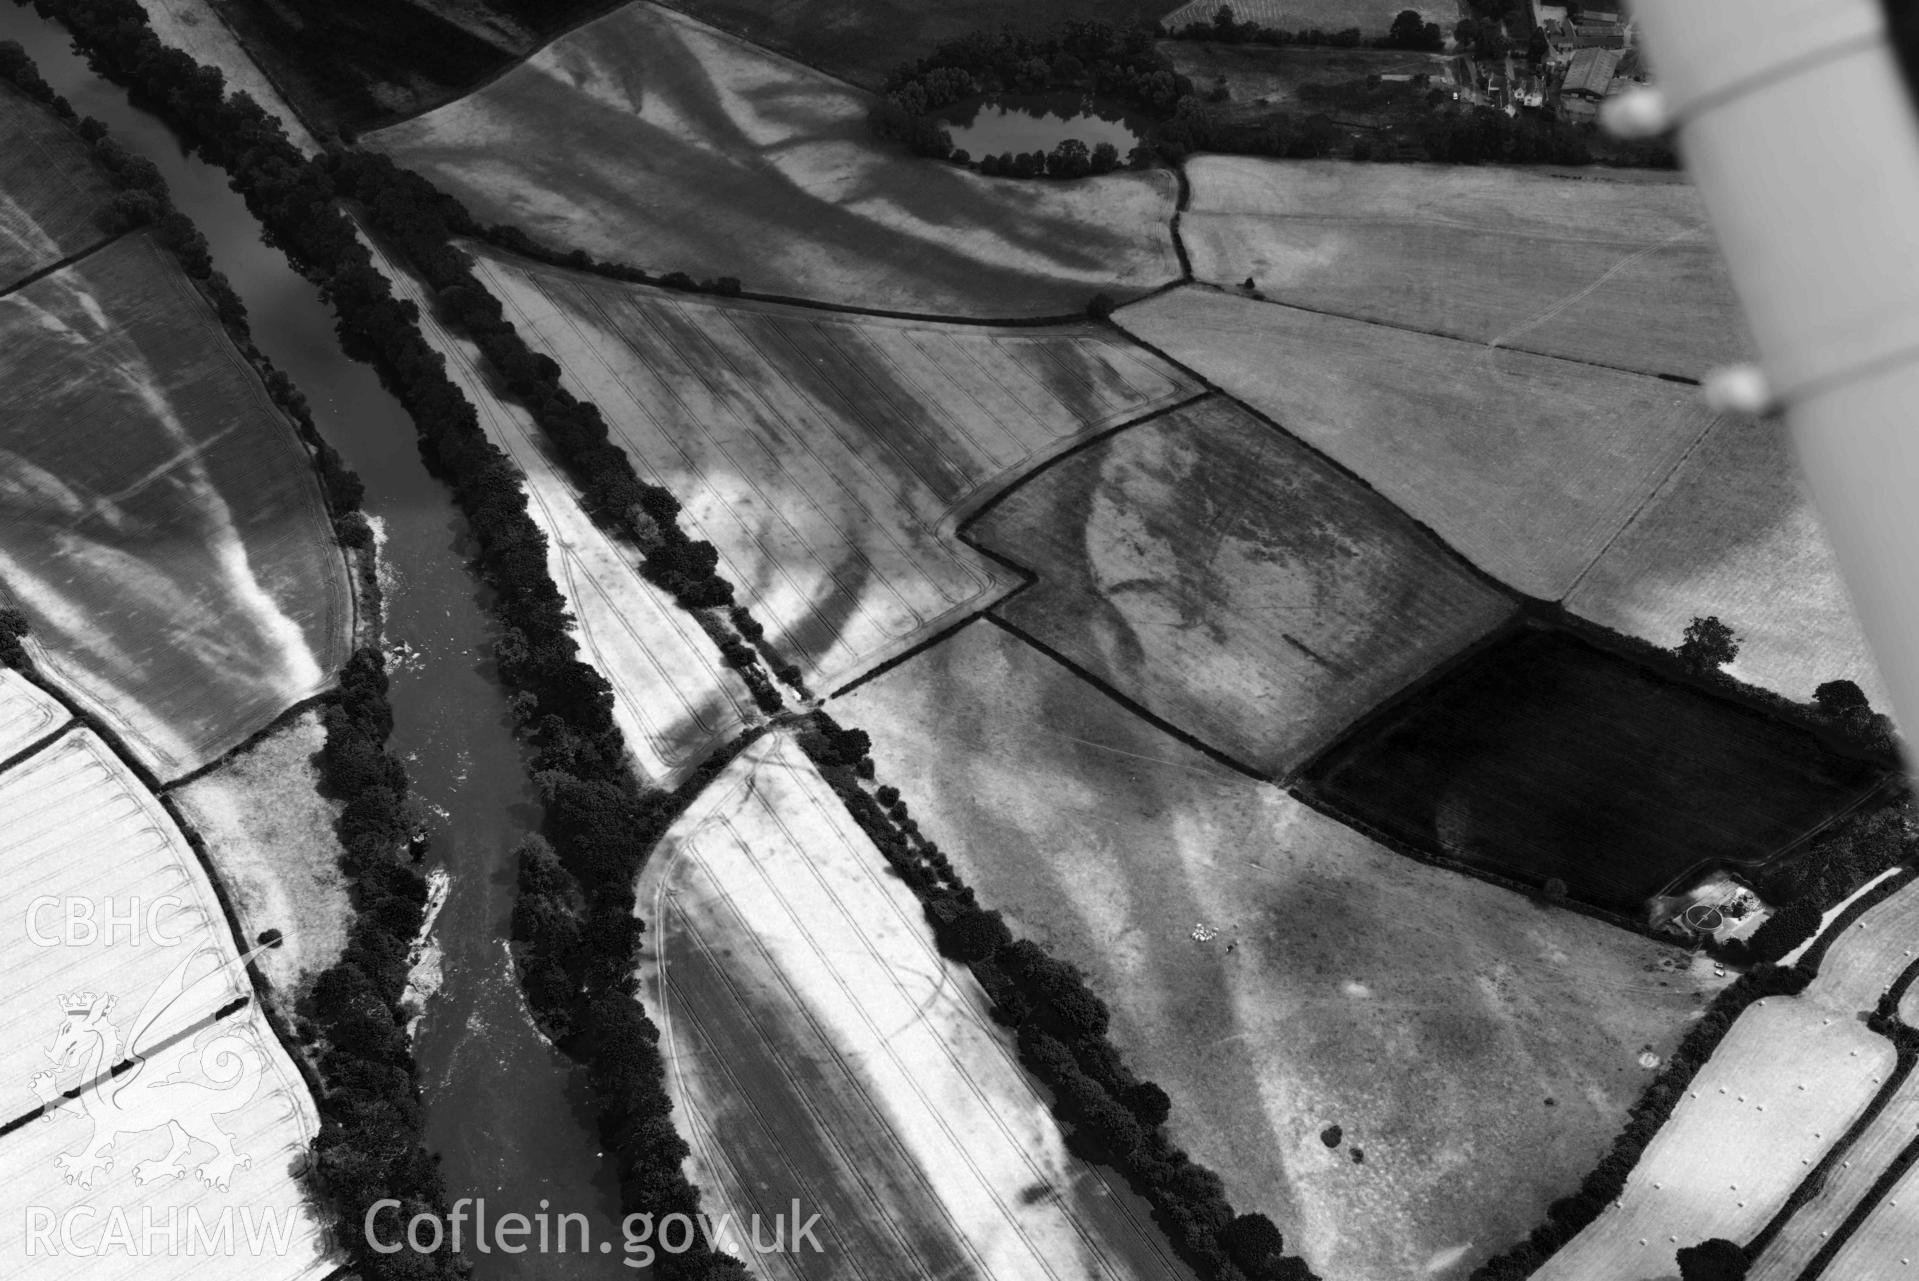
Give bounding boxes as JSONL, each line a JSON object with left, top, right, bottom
{"left": 971, "top": 395, "right": 1513, "bottom": 775}
{"left": 1114, "top": 286, "right": 1723, "bottom": 599}
{"left": 1748, "top": 1069, "right": 1919, "bottom": 1281}
{"left": 837, "top": 619, "right": 1725, "bottom": 1281}
{"left": 1815, "top": 1149, "right": 1919, "bottom": 1279}
{"left": 1565, "top": 413, "right": 1890, "bottom": 709}
{"left": 1802, "top": 879, "right": 1919, "bottom": 1015}
{"left": 0, "top": 1000, "right": 336, "bottom": 1281}
{"left": 0, "top": 728, "right": 251, "bottom": 1111}
{"left": 1304, "top": 629, "right": 1888, "bottom": 914}
{"left": 0, "top": 669, "right": 69, "bottom": 762}
{"left": 0, "top": 232, "right": 352, "bottom": 781}
{"left": 381, "top": 256, "right": 758, "bottom": 786}
{"left": 1177, "top": 157, "right": 1755, "bottom": 380}
{"left": 1534, "top": 998, "right": 1894, "bottom": 1280}
{"left": 365, "top": 2, "right": 1183, "bottom": 317}
{"left": 470, "top": 245, "right": 1197, "bottom": 693}
{"left": 142, "top": 0, "right": 322, "bottom": 154}
{"left": 635, "top": 732, "right": 1190, "bottom": 1281}
{"left": 1161, "top": 0, "right": 1461, "bottom": 34}
{"left": 170, "top": 709, "right": 349, "bottom": 993}
{"left": 0, "top": 83, "right": 113, "bottom": 292}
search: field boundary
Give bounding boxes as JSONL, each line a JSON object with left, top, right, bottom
{"left": 1287, "top": 771, "right": 1674, "bottom": 942}
{"left": 1789, "top": 1111, "right": 1919, "bottom": 1279}
{"left": 1177, "top": 273, "right": 1711, "bottom": 384}
{"left": 0, "top": 992, "right": 251, "bottom": 1137}
{"left": 3, "top": 659, "right": 328, "bottom": 1101}
{"left": 463, "top": 232, "right": 1149, "bottom": 329}
{"left": 0, "top": 226, "right": 124, "bottom": 301}
{"left": 0, "top": 717, "right": 72, "bottom": 777}
{"left": 1746, "top": 1037, "right": 1919, "bottom": 1262}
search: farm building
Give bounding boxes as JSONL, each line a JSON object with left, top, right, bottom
{"left": 1564, "top": 46, "right": 1624, "bottom": 100}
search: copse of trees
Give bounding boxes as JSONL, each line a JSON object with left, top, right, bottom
{"left": 869, "top": 19, "right": 1184, "bottom": 175}
{"left": 0, "top": 606, "right": 30, "bottom": 669}
{"left": 1161, "top": 6, "right": 1369, "bottom": 49}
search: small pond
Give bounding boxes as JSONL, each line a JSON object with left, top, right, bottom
{"left": 937, "top": 91, "right": 1146, "bottom": 159}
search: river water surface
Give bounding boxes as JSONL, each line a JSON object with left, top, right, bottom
{"left": 0, "top": 9, "right": 631, "bottom": 1276}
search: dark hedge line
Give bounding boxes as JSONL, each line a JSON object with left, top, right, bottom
{"left": 1746, "top": 1018, "right": 1919, "bottom": 1261}
{"left": 319, "top": 148, "right": 799, "bottom": 710}
{"left": 1467, "top": 962, "right": 1811, "bottom": 1280}
{"left": 784, "top": 712, "right": 1321, "bottom": 1281}
{"left": 17, "top": 3, "right": 748, "bottom": 1275}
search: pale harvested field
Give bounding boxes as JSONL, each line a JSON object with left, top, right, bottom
{"left": 170, "top": 709, "right": 349, "bottom": 993}
{"left": 1803, "top": 879, "right": 1919, "bottom": 1017}
{"left": 1114, "top": 287, "right": 1719, "bottom": 598}
{"left": 0, "top": 1000, "right": 336, "bottom": 1281}
{"left": 0, "top": 233, "right": 351, "bottom": 781}
{"left": 0, "top": 669, "right": 70, "bottom": 762}
{"left": 138, "top": 0, "right": 320, "bottom": 154}
{"left": 1816, "top": 1151, "right": 1919, "bottom": 1279}
{"left": 1533, "top": 999, "right": 1894, "bottom": 1281}
{"left": 1180, "top": 157, "right": 1755, "bottom": 380}
{"left": 972, "top": 395, "right": 1513, "bottom": 775}
{"left": 473, "top": 247, "right": 1197, "bottom": 693}
{"left": 636, "top": 733, "right": 1191, "bottom": 1281}
{"left": 366, "top": 2, "right": 1182, "bottom": 317}
{"left": 0, "top": 729, "right": 251, "bottom": 1114}
{"left": 382, "top": 257, "right": 756, "bottom": 786}
{"left": 1748, "top": 1070, "right": 1919, "bottom": 1281}
{"left": 0, "top": 84, "right": 113, "bottom": 291}
{"left": 1567, "top": 413, "right": 1889, "bottom": 707}
{"left": 837, "top": 620, "right": 1725, "bottom": 1281}
{"left": 1162, "top": 0, "right": 1461, "bottom": 34}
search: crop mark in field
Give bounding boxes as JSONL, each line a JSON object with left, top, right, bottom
{"left": 653, "top": 741, "right": 1187, "bottom": 1280}
{"left": 1484, "top": 225, "right": 1706, "bottom": 356}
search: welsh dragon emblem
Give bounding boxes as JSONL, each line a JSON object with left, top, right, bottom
{"left": 27, "top": 944, "right": 268, "bottom": 1192}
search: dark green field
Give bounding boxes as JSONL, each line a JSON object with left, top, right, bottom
{"left": 1303, "top": 629, "right": 1888, "bottom": 914}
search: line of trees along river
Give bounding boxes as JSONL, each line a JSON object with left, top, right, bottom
{"left": 0, "top": 6, "right": 631, "bottom": 1277}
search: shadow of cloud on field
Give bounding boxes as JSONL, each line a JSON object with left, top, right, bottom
{"left": 1565, "top": 414, "right": 1887, "bottom": 709}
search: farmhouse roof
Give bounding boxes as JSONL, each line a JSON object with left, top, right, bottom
{"left": 1575, "top": 8, "right": 1622, "bottom": 24}
{"left": 1563, "top": 46, "right": 1622, "bottom": 97}
{"left": 1569, "top": 30, "right": 1627, "bottom": 50}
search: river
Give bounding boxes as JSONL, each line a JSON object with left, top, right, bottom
{"left": 0, "top": 7, "right": 632, "bottom": 1276}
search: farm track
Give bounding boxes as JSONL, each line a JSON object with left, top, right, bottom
{"left": 643, "top": 735, "right": 1192, "bottom": 1281}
